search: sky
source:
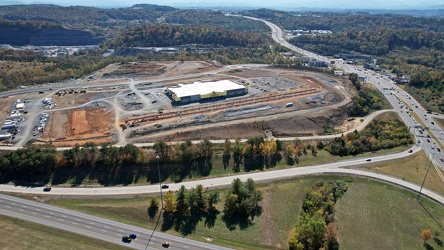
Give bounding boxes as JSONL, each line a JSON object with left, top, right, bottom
{"left": 2, "top": 0, "right": 443, "bottom": 9}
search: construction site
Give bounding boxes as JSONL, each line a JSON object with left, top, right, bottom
{"left": 1, "top": 61, "right": 354, "bottom": 146}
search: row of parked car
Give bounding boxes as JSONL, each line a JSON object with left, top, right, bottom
{"left": 32, "top": 113, "right": 49, "bottom": 136}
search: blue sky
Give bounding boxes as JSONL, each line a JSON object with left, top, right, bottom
{"left": 4, "top": 0, "right": 443, "bottom": 9}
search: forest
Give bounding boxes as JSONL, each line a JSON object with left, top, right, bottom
{"left": 102, "top": 24, "right": 269, "bottom": 48}
{"left": 244, "top": 9, "right": 444, "bottom": 112}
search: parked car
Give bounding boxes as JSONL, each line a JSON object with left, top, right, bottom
{"left": 122, "top": 236, "right": 132, "bottom": 243}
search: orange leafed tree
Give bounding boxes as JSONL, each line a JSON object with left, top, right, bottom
{"left": 422, "top": 229, "right": 432, "bottom": 242}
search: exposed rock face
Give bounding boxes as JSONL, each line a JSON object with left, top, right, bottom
{"left": 0, "top": 26, "right": 104, "bottom": 46}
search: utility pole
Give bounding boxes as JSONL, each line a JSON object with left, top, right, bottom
{"left": 417, "top": 153, "right": 435, "bottom": 201}
{"left": 156, "top": 155, "right": 164, "bottom": 210}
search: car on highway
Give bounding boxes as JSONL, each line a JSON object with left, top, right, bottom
{"left": 440, "top": 158, "right": 444, "bottom": 162}
{"left": 408, "top": 149, "right": 413, "bottom": 153}
{"left": 43, "top": 187, "right": 51, "bottom": 192}
{"left": 161, "top": 184, "right": 169, "bottom": 189}
{"left": 162, "top": 242, "right": 170, "bottom": 248}
{"left": 129, "top": 233, "right": 137, "bottom": 239}
{"left": 122, "top": 236, "right": 132, "bottom": 243}
{"left": 366, "top": 158, "right": 371, "bottom": 162}
{"left": 427, "top": 139, "right": 430, "bottom": 143}
{"left": 438, "top": 148, "right": 441, "bottom": 152}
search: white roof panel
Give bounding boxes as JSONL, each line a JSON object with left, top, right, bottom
{"left": 168, "top": 80, "right": 245, "bottom": 98}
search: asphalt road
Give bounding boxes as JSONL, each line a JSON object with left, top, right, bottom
{"left": 244, "top": 15, "right": 444, "bottom": 168}
{"left": 0, "top": 193, "right": 232, "bottom": 250}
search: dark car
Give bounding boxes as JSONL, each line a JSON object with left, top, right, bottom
{"left": 122, "top": 236, "right": 132, "bottom": 243}
{"left": 366, "top": 158, "right": 371, "bottom": 162}
{"left": 440, "top": 158, "right": 444, "bottom": 162}
{"left": 43, "top": 187, "right": 51, "bottom": 192}
{"left": 408, "top": 149, "right": 413, "bottom": 153}
{"left": 151, "top": 100, "right": 157, "bottom": 103}
{"left": 162, "top": 184, "right": 169, "bottom": 189}
{"left": 129, "top": 233, "right": 137, "bottom": 239}
{"left": 162, "top": 242, "right": 170, "bottom": 248}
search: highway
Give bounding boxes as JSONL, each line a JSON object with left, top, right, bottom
{"left": 0, "top": 193, "right": 232, "bottom": 250}
{"left": 1, "top": 16, "right": 444, "bottom": 250}
{"left": 244, "top": 15, "right": 444, "bottom": 168}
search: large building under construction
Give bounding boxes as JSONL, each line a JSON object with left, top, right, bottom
{"left": 166, "top": 80, "right": 247, "bottom": 103}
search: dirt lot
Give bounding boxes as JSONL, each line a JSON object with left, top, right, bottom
{"left": 40, "top": 108, "right": 115, "bottom": 146}
{"left": 100, "top": 61, "right": 219, "bottom": 80}
{"left": 0, "top": 96, "right": 13, "bottom": 122}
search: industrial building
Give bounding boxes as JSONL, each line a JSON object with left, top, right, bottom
{"left": 166, "top": 80, "right": 247, "bottom": 103}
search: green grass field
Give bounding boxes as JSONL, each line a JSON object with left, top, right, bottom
{"left": 0, "top": 214, "right": 126, "bottom": 250}
{"left": 364, "top": 150, "right": 444, "bottom": 196}
{"left": 48, "top": 176, "right": 444, "bottom": 250}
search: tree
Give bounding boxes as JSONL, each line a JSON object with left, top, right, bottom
{"left": 176, "top": 185, "right": 189, "bottom": 215}
{"left": 147, "top": 197, "right": 159, "bottom": 221}
{"left": 206, "top": 189, "right": 220, "bottom": 210}
{"left": 164, "top": 190, "right": 176, "bottom": 213}
{"left": 422, "top": 229, "right": 432, "bottom": 242}
{"left": 222, "top": 138, "right": 231, "bottom": 169}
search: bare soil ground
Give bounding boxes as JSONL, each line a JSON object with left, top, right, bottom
{"left": 100, "top": 61, "right": 218, "bottom": 80}
{"left": 127, "top": 65, "right": 353, "bottom": 143}
{"left": 40, "top": 108, "right": 115, "bottom": 146}
{"left": 0, "top": 96, "right": 13, "bottom": 122}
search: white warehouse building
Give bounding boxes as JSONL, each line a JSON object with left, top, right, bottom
{"left": 166, "top": 80, "right": 247, "bottom": 103}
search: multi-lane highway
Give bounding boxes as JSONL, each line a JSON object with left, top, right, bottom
{"left": 244, "top": 15, "right": 444, "bottom": 168}
{"left": 0, "top": 193, "right": 232, "bottom": 250}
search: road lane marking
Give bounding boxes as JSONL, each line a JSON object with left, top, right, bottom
{"left": 11, "top": 203, "right": 15, "bottom": 205}
{"left": 22, "top": 206, "right": 28, "bottom": 208}
{"left": 183, "top": 246, "right": 189, "bottom": 249}
{"left": 72, "top": 222, "right": 78, "bottom": 225}
{"left": 118, "top": 229, "right": 124, "bottom": 232}
{"left": 5, "top": 206, "right": 11, "bottom": 208}
{"left": 103, "top": 226, "right": 109, "bottom": 229}
{"left": 35, "top": 209, "right": 40, "bottom": 211}
{"left": 89, "top": 222, "right": 95, "bottom": 225}
{"left": 32, "top": 212, "right": 37, "bottom": 215}
{"left": 85, "top": 225, "right": 92, "bottom": 229}
{"left": 0, "top": 208, "right": 148, "bottom": 249}
{"left": 58, "top": 219, "right": 64, "bottom": 221}
{"left": 76, "top": 219, "right": 81, "bottom": 221}
{"left": 19, "top": 209, "right": 24, "bottom": 211}
{"left": 101, "top": 229, "right": 107, "bottom": 232}
{"left": 62, "top": 215, "right": 67, "bottom": 218}
{"left": 48, "top": 212, "right": 54, "bottom": 215}
{"left": 44, "top": 215, "right": 50, "bottom": 218}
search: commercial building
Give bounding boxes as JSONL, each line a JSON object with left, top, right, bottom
{"left": 166, "top": 80, "right": 247, "bottom": 103}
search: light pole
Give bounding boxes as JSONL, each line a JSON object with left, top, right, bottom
{"left": 156, "top": 155, "right": 164, "bottom": 210}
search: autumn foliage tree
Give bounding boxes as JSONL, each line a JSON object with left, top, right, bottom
{"left": 422, "top": 229, "right": 432, "bottom": 242}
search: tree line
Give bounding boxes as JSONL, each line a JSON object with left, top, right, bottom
{"left": 0, "top": 116, "right": 412, "bottom": 184}
{"left": 289, "top": 180, "right": 349, "bottom": 250}
{"left": 102, "top": 23, "right": 269, "bottom": 49}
